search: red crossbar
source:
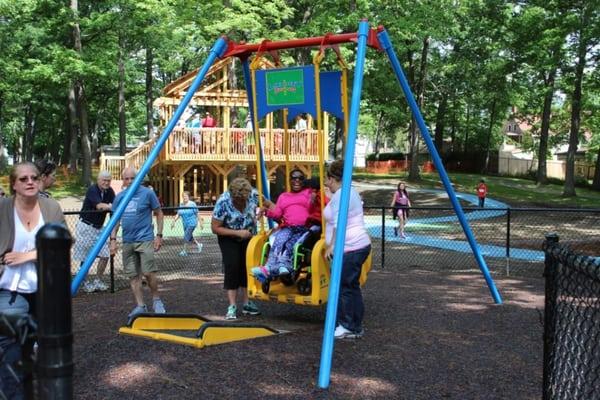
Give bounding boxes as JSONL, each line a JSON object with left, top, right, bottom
{"left": 221, "top": 26, "right": 382, "bottom": 59}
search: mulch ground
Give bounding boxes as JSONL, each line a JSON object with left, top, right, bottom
{"left": 73, "top": 267, "right": 544, "bottom": 400}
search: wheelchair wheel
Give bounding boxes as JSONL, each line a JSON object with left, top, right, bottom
{"left": 280, "top": 274, "right": 294, "bottom": 287}
{"left": 261, "top": 280, "right": 270, "bottom": 294}
{"left": 297, "top": 278, "right": 311, "bottom": 295}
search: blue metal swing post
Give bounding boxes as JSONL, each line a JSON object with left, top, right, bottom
{"left": 317, "top": 20, "right": 370, "bottom": 389}
{"left": 377, "top": 28, "right": 502, "bottom": 305}
{"left": 71, "top": 37, "right": 228, "bottom": 295}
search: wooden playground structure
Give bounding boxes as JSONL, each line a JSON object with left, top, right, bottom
{"left": 100, "top": 58, "right": 327, "bottom": 206}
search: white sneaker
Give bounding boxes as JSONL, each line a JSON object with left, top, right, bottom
{"left": 82, "top": 280, "right": 96, "bottom": 293}
{"left": 94, "top": 279, "right": 109, "bottom": 292}
{"left": 334, "top": 325, "right": 364, "bottom": 339}
{"left": 196, "top": 243, "right": 203, "bottom": 253}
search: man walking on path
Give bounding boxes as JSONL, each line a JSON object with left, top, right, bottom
{"left": 477, "top": 179, "right": 488, "bottom": 208}
{"left": 110, "top": 167, "right": 166, "bottom": 321}
{"left": 73, "top": 170, "right": 115, "bottom": 292}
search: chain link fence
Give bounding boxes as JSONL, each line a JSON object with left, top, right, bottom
{"left": 62, "top": 206, "right": 600, "bottom": 292}
{"left": 542, "top": 234, "right": 600, "bottom": 400}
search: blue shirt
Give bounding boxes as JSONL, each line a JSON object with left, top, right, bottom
{"left": 177, "top": 200, "right": 198, "bottom": 228}
{"left": 212, "top": 189, "right": 258, "bottom": 234}
{"left": 113, "top": 186, "right": 160, "bottom": 243}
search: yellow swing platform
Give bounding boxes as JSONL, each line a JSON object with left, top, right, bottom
{"left": 119, "top": 313, "right": 278, "bottom": 348}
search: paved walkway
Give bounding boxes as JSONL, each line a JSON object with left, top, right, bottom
{"left": 357, "top": 182, "right": 545, "bottom": 262}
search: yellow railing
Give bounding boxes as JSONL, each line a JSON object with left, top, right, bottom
{"left": 99, "top": 155, "right": 126, "bottom": 177}
{"left": 166, "top": 127, "right": 319, "bottom": 162}
{"left": 101, "top": 127, "right": 320, "bottom": 172}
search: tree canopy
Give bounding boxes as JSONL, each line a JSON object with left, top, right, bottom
{"left": 0, "top": 0, "right": 598, "bottom": 193}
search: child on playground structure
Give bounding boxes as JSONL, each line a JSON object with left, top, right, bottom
{"left": 391, "top": 181, "right": 411, "bottom": 238}
{"left": 171, "top": 191, "right": 203, "bottom": 256}
{"left": 252, "top": 169, "right": 315, "bottom": 281}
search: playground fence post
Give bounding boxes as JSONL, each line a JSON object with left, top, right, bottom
{"left": 381, "top": 206, "right": 386, "bottom": 269}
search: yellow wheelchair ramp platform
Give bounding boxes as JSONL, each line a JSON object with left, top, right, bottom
{"left": 118, "top": 313, "right": 279, "bottom": 348}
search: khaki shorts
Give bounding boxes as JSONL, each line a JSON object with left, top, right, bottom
{"left": 122, "top": 241, "right": 157, "bottom": 278}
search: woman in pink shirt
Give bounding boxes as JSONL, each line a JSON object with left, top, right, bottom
{"left": 324, "top": 159, "right": 371, "bottom": 339}
{"left": 252, "top": 169, "right": 313, "bottom": 280}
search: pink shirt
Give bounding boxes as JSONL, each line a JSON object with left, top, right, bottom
{"left": 266, "top": 188, "right": 312, "bottom": 226}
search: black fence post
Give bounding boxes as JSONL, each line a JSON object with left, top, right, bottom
{"left": 542, "top": 233, "right": 559, "bottom": 400}
{"left": 110, "top": 255, "right": 115, "bottom": 294}
{"left": 506, "top": 208, "right": 511, "bottom": 275}
{"left": 381, "top": 207, "right": 385, "bottom": 269}
{"left": 36, "top": 223, "right": 74, "bottom": 400}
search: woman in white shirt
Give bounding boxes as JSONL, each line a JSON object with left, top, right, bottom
{"left": 0, "top": 162, "right": 65, "bottom": 397}
{"left": 323, "top": 159, "right": 371, "bottom": 339}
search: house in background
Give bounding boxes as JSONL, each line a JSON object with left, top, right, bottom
{"left": 498, "top": 112, "right": 595, "bottom": 181}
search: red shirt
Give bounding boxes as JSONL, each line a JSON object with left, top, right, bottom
{"left": 202, "top": 116, "right": 216, "bottom": 127}
{"left": 477, "top": 183, "right": 488, "bottom": 198}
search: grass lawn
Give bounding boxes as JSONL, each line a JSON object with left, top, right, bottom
{"left": 354, "top": 171, "right": 600, "bottom": 208}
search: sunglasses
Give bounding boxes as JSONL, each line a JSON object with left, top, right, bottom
{"left": 290, "top": 175, "right": 305, "bottom": 181}
{"left": 18, "top": 175, "right": 39, "bottom": 183}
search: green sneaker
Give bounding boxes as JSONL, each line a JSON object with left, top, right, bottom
{"left": 242, "top": 301, "right": 260, "bottom": 316}
{"left": 225, "top": 305, "right": 237, "bottom": 320}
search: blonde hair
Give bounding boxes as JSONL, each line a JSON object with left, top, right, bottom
{"left": 228, "top": 177, "right": 252, "bottom": 199}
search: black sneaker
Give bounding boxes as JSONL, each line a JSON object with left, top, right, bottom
{"left": 242, "top": 301, "right": 261, "bottom": 315}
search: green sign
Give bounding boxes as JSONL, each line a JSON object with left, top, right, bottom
{"left": 265, "top": 69, "right": 305, "bottom": 106}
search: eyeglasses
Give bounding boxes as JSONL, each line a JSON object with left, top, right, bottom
{"left": 18, "top": 175, "right": 39, "bottom": 183}
{"left": 290, "top": 175, "right": 305, "bottom": 181}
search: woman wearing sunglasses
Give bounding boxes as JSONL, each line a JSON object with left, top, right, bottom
{"left": 252, "top": 169, "right": 314, "bottom": 281}
{"left": 0, "top": 162, "right": 65, "bottom": 397}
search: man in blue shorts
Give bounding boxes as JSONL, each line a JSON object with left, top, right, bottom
{"left": 110, "top": 167, "right": 166, "bottom": 320}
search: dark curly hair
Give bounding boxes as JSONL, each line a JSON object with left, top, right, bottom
{"left": 327, "top": 159, "right": 344, "bottom": 181}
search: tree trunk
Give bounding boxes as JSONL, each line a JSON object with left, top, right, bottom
{"left": 450, "top": 99, "right": 457, "bottom": 153}
{"left": 592, "top": 146, "right": 600, "bottom": 190}
{"left": 374, "top": 111, "right": 384, "bottom": 153}
{"left": 76, "top": 82, "right": 92, "bottom": 186}
{"left": 71, "top": 0, "right": 91, "bottom": 184}
{"left": 408, "top": 36, "right": 430, "bottom": 181}
{"left": 146, "top": 47, "right": 154, "bottom": 138}
{"left": 61, "top": 108, "right": 71, "bottom": 166}
{"left": 332, "top": 118, "right": 343, "bottom": 159}
{"left": 483, "top": 97, "right": 497, "bottom": 173}
{"left": 563, "top": 21, "right": 589, "bottom": 197}
{"left": 434, "top": 95, "right": 447, "bottom": 151}
{"left": 464, "top": 103, "right": 470, "bottom": 155}
{"left": 67, "top": 86, "right": 79, "bottom": 173}
{"left": 536, "top": 67, "right": 558, "bottom": 185}
{"left": 118, "top": 37, "right": 127, "bottom": 156}
{"left": 0, "top": 96, "right": 6, "bottom": 168}
{"left": 23, "top": 105, "right": 35, "bottom": 162}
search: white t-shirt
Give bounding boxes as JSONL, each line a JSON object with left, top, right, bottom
{"left": 323, "top": 187, "right": 370, "bottom": 252}
{"left": 295, "top": 118, "right": 307, "bottom": 132}
{"left": 0, "top": 209, "right": 44, "bottom": 293}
